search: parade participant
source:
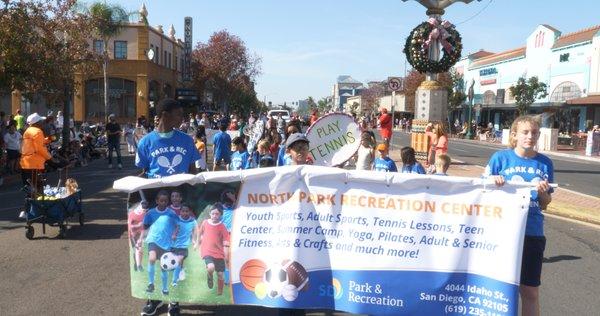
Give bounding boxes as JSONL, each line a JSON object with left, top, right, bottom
{"left": 4, "top": 121, "right": 22, "bottom": 174}
{"left": 373, "top": 143, "right": 397, "bottom": 172}
{"left": 377, "top": 108, "right": 392, "bottom": 146}
{"left": 484, "top": 115, "right": 553, "bottom": 316}
{"left": 105, "top": 114, "right": 122, "bottom": 169}
{"left": 256, "top": 139, "right": 275, "bottom": 168}
{"left": 286, "top": 133, "right": 311, "bottom": 166}
{"left": 124, "top": 123, "right": 136, "bottom": 155}
{"left": 14, "top": 109, "right": 25, "bottom": 133}
{"left": 400, "top": 146, "right": 426, "bottom": 174}
{"left": 19, "top": 113, "right": 53, "bottom": 211}
{"left": 434, "top": 154, "right": 451, "bottom": 176}
{"left": 309, "top": 109, "right": 319, "bottom": 126}
{"left": 277, "top": 124, "right": 300, "bottom": 166}
{"left": 194, "top": 130, "right": 207, "bottom": 172}
{"left": 212, "top": 121, "right": 231, "bottom": 171}
{"left": 171, "top": 204, "right": 198, "bottom": 287}
{"left": 129, "top": 200, "right": 148, "bottom": 272}
{"left": 229, "top": 136, "right": 250, "bottom": 171}
{"left": 355, "top": 132, "right": 375, "bottom": 171}
{"left": 136, "top": 98, "right": 199, "bottom": 316}
{"left": 197, "top": 203, "right": 229, "bottom": 296}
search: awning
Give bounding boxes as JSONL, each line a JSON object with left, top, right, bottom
{"left": 566, "top": 95, "right": 600, "bottom": 105}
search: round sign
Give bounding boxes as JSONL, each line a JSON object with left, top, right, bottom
{"left": 305, "top": 113, "right": 361, "bottom": 167}
{"left": 388, "top": 77, "right": 402, "bottom": 91}
{"left": 146, "top": 48, "right": 155, "bottom": 61}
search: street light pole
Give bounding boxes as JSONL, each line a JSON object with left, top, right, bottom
{"left": 466, "top": 78, "right": 474, "bottom": 139}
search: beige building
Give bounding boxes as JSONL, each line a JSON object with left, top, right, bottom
{"left": 5, "top": 4, "right": 185, "bottom": 123}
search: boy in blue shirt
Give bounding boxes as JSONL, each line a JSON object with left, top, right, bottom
{"left": 142, "top": 190, "right": 177, "bottom": 296}
{"left": 434, "top": 154, "right": 451, "bottom": 176}
{"left": 212, "top": 122, "right": 231, "bottom": 171}
{"left": 484, "top": 115, "right": 553, "bottom": 316}
{"left": 229, "top": 136, "right": 250, "bottom": 170}
{"left": 373, "top": 143, "right": 397, "bottom": 172}
{"left": 170, "top": 204, "right": 198, "bottom": 287}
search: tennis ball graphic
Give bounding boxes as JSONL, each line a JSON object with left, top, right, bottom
{"left": 254, "top": 282, "right": 267, "bottom": 299}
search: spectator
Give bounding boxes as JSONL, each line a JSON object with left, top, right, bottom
{"left": 14, "top": 109, "right": 25, "bottom": 133}
{"left": 105, "top": 114, "right": 122, "bottom": 169}
{"left": 20, "top": 113, "right": 53, "bottom": 213}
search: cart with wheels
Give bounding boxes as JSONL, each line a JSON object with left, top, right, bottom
{"left": 25, "top": 190, "right": 83, "bottom": 239}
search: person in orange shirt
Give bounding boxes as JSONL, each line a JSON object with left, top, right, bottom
{"left": 20, "top": 113, "right": 53, "bottom": 195}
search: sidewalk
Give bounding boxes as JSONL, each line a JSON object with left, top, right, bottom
{"left": 388, "top": 149, "right": 600, "bottom": 226}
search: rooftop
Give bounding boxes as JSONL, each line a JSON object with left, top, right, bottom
{"left": 469, "top": 47, "right": 526, "bottom": 69}
{"left": 552, "top": 25, "right": 600, "bottom": 49}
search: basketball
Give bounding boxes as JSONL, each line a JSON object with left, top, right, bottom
{"left": 239, "top": 259, "right": 267, "bottom": 291}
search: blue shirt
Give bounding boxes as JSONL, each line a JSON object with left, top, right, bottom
{"left": 277, "top": 146, "right": 292, "bottom": 166}
{"left": 172, "top": 216, "right": 198, "bottom": 249}
{"left": 143, "top": 207, "right": 177, "bottom": 250}
{"left": 230, "top": 150, "right": 250, "bottom": 170}
{"left": 135, "top": 130, "right": 200, "bottom": 178}
{"left": 374, "top": 157, "right": 398, "bottom": 172}
{"left": 484, "top": 149, "right": 554, "bottom": 236}
{"left": 222, "top": 206, "right": 234, "bottom": 231}
{"left": 212, "top": 131, "right": 232, "bottom": 161}
{"left": 401, "top": 162, "right": 426, "bottom": 174}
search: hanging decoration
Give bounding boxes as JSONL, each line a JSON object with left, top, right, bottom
{"left": 404, "top": 18, "right": 462, "bottom": 74}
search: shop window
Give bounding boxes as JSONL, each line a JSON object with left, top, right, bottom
{"left": 559, "top": 53, "right": 569, "bottom": 62}
{"left": 93, "top": 40, "right": 104, "bottom": 54}
{"left": 114, "top": 41, "right": 127, "bottom": 59}
{"left": 85, "top": 78, "right": 136, "bottom": 120}
{"left": 483, "top": 90, "right": 496, "bottom": 105}
{"left": 550, "top": 81, "right": 581, "bottom": 102}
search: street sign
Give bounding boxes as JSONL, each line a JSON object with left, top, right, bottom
{"left": 388, "top": 77, "right": 402, "bottom": 91}
{"left": 183, "top": 17, "right": 193, "bottom": 82}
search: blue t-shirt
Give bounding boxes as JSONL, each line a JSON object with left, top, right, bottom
{"left": 230, "top": 150, "right": 250, "bottom": 170}
{"left": 277, "top": 146, "right": 292, "bottom": 166}
{"left": 374, "top": 157, "right": 397, "bottom": 172}
{"left": 484, "top": 149, "right": 554, "bottom": 236}
{"left": 172, "top": 216, "right": 198, "bottom": 249}
{"left": 143, "top": 207, "right": 177, "bottom": 250}
{"left": 135, "top": 130, "right": 200, "bottom": 178}
{"left": 401, "top": 162, "right": 426, "bottom": 174}
{"left": 213, "top": 131, "right": 232, "bottom": 161}
{"left": 222, "top": 206, "right": 234, "bottom": 231}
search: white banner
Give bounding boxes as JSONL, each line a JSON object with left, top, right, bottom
{"left": 114, "top": 166, "right": 530, "bottom": 315}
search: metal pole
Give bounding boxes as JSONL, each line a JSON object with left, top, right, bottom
{"left": 466, "top": 97, "right": 473, "bottom": 139}
{"left": 390, "top": 90, "right": 396, "bottom": 146}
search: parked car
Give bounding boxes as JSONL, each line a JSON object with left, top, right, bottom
{"left": 267, "top": 109, "right": 290, "bottom": 122}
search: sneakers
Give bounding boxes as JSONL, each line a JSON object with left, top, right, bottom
{"left": 179, "top": 268, "right": 186, "bottom": 281}
{"left": 118, "top": 163, "right": 123, "bottom": 169}
{"left": 19, "top": 211, "right": 27, "bottom": 219}
{"left": 137, "top": 265, "right": 144, "bottom": 272}
{"left": 108, "top": 164, "right": 113, "bottom": 169}
{"left": 167, "top": 302, "right": 181, "bottom": 316}
{"left": 141, "top": 299, "right": 164, "bottom": 316}
{"left": 162, "top": 289, "right": 169, "bottom": 295}
{"left": 145, "top": 283, "right": 155, "bottom": 293}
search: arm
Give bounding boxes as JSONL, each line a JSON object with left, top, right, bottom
{"left": 34, "top": 130, "right": 53, "bottom": 161}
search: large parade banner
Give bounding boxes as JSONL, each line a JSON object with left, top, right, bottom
{"left": 114, "top": 166, "right": 531, "bottom": 315}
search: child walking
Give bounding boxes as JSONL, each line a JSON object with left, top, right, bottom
{"left": 229, "top": 136, "right": 250, "bottom": 171}
{"left": 356, "top": 132, "right": 375, "bottom": 171}
{"left": 373, "top": 143, "right": 397, "bottom": 172}
{"left": 400, "top": 146, "right": 426, "bottom": 174}
{"left": 484, "top": 115, "right": 553, "bottom": 316}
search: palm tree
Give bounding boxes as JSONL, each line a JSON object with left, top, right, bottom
{"left": 87, "top": 2, "right": 129, "bottom": 120}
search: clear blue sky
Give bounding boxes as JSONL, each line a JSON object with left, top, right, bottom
{"left": 116, "top": 0, "right": 600, "bottom": 105}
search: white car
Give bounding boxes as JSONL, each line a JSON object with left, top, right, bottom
{"left": 267, "top": 110, "right": 290, "bottom": 122}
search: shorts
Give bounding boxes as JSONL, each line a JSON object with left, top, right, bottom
{"left": 7, "top": 149, "right": 20, "bottom": 160}
{"left": 214, "top": 157, "right": 231, "bottom": 166}
{"left": 171, "top": 247, "right": 189, "bottom": 258}
{"left": 203, "top": 256, "right": 226, "bottom": 272}
{"left": 148, "top": 242, "right": 168, "bottom": 258}
{"left": 520, "top": 235, "right": 546, "bottom": 287}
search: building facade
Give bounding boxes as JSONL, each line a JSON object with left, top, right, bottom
{"left": 454, "top": 24, "right": 600, "bottom": 132}
{"left": 4, "top": 5, "right": 185, "bottom": 123}
{"left": 332, "top": 75, "right": 364, "bottom": 111}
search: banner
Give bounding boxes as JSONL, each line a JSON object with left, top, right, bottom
{"left": 114, "top": 166, "right": 530, "bottom": 315}
{"left": 305, "top": 113, "right": 361, "bottom": 166}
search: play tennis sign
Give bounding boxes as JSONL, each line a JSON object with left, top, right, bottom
{"left": 305, "top": 113, "right": 361, "bottom": 166}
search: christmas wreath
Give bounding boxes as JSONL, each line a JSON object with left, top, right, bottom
{"left": 404, "top": 18, "right": 462, "bottom": 73}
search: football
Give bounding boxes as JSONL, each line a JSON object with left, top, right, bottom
{"left": 160, "top": 252, "right": 179, "bottom": 271}
{"left": 282, "top": 259, "right": 309, "bottom": 291}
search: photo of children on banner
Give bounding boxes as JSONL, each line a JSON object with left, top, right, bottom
{"left": 125, "top": 182, "right": 241, "bottom": 304}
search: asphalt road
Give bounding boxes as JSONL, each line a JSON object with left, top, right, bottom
{"left": 0, "top": 151, "right": 598, "bottom": 315}
{"left": 391, "top": 131, "right": 600, "bottom": 197}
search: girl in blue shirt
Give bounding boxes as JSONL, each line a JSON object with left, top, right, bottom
{"left": 400, "top": 146, "right": 426, "bottom": 174}
{"left": 484, "top": 115, "right": 553, "bottom": 316}
{"left": 229, "top": 136, "right": 250, "bottom": 170}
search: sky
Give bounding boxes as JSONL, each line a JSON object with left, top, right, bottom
{"left": 114, "top": 0, "right": 600, "bottom": 105}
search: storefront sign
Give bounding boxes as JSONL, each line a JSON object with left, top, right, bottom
{"left": 480, "top": 79, "right": 497, "bottom": 86}
{"left": 479, "top": 68, "right": 497, "bottom": 76}
{"left": 183, "top": 17, "right": 193, "bottom": 82}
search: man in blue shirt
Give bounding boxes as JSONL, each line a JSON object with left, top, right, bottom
{"left": 136, "top": 98, "right": 198, "bottom": 316}
{"left": 212, "top": 121, "right": 231, "bottom": 171}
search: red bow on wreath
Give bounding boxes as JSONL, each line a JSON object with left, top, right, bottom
{"left": 423, "top": 18, "right": 454, "bottom": 53}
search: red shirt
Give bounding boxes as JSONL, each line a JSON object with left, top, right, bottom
{"left": 378, "top": 113, "right": 392, "bottom": 139}
{"left": 199, "top": 220, "right": 230, "bottom": 259}
{"left": 128, "top": 209, "right": 145, "bottom": 235}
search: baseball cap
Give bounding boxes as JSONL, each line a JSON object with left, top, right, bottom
{"left": 26, "top": 113, "right": 43, "bottom": 125}
{"left": 376, "top": 143, "right": 388, "bottom": 151}
{"left": 285, "top": 133, "right": 309, "bottom": 148}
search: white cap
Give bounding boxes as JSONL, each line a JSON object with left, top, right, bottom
{"left": 26, "top": 113, "right": 43, "bottom": 125}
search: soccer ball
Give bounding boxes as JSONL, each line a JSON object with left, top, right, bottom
{"left": 160, "top": 252, "right": 179, "bottom": 271}
{"left": 282, "top": 284, "right": 299, "bottom": 302}
{"left": 263, "top": 262, "right": 289, "bottom": 298}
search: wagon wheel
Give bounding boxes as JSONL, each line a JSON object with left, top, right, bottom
{"left": 58, "top": 225, "right": 67, "bottom": 239}
{"left": 25, "top": 226, "right": 34, "bottom": 240}
{"left": 78, "top": 213, "right": 84, "bottom": 226}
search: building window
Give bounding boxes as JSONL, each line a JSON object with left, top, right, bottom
{"left": 164, "top": 51, "right": 168, "bottom": 67}
{"left": 550, "top": 81, "right": 581, "bottom": 102}
{"left": 114, "top": 41, "right": 127, "bottom": 59}
{"left": 559, "top": 53, "right": 570, "bottom": 62}
{"left": 175, "top": 56, "right": 178, "bottom": 71}
{"left": 93, "top": 40, "right": 104, "bottom": 54}
{"left": 85, "top": 78, "right": 136, "bottom": 119}
{"left": 168, "top": 52, "right": 172, "bottom": 69}
{"left": 483, "top": 90, "right": 496, "bottom": 105}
